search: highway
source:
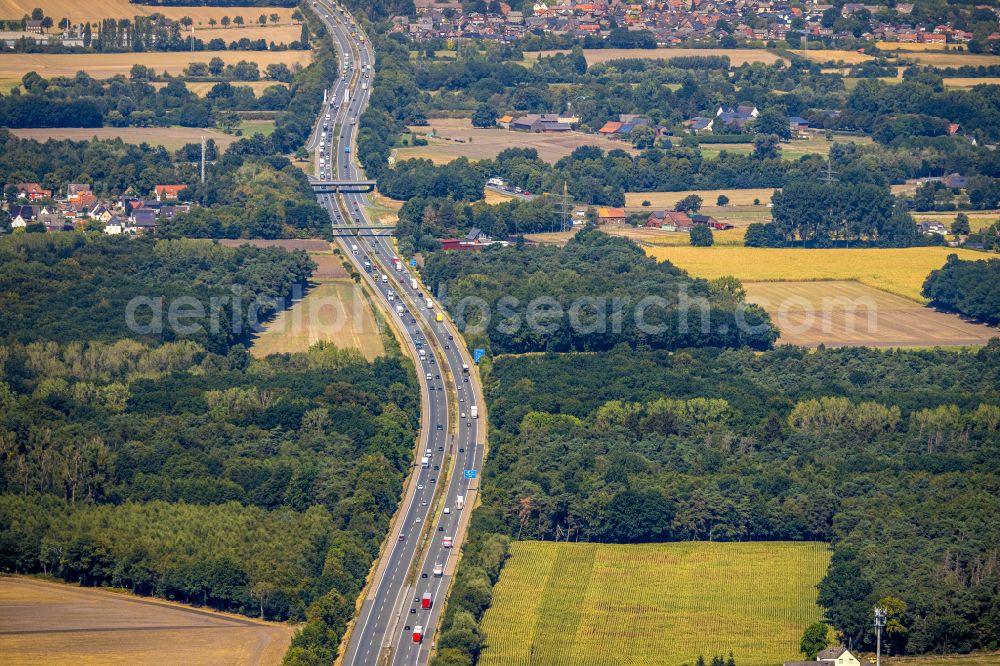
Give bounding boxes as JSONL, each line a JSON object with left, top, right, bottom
{"left": 308, "top": 3, "right": 488, "bottom": 665}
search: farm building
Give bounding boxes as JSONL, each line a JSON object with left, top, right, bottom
{"left": 509, "top": 114, "right": 573, "bottom": 132}
{"left": 647, "top": 210, "right": 694, "bottom": 231}
{"left": 598, "top": 207, "right": 626, "bottom": 224}
{"left": 785, "top": 647, "right": 861, "bottom": 666}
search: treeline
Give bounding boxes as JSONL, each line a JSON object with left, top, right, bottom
{"left": 395, "top": 195, "right": 561, "bottom": 254}
{"left": 0, "top": 234, "right": 314, "bottom": 353}
{"left": 845, "top": 78, "right": 1000, "bottom": 144}
{"left": 160, "top": 151, "right": 330, "bottom": 239}
{"left": 922, "top": 254, "right": 1000, "bottom": 325}
{"left": 0, "top": 71, "right": 292, "bottom": 128}
{"left": 434, "top": 343, "right": 1000, "bottom": 663}
{"left": 7, "top": 15, "right": 305, "bottom": 54}
{"left": 421, "top": 229, "right": 777, "bottom": 354}
{"left": 746, "top": 180, "right": 919, "bottom": 247}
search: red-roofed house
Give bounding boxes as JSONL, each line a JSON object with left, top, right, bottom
{"left": 154, "top": 185, "right": 185, "bottom": 201}
{"left": 16, "top": 183, "right": 52, "bottom": 201}
{"left": 647, "top": 210, "right": 694, "bottom": 230}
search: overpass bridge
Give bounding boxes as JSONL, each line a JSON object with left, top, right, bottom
{"left": 311, "top": 179, "right": 377, "bottom": 194}
{"left": 331, "top": 225, "right": 395, "bottom": 237}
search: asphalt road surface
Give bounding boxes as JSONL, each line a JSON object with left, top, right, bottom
{"left": 308, "top": 3, "right": 488, "bottom": 665}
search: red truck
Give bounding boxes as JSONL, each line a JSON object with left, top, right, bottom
{"left": 412, "top": 625, "right": 423, "bottom": 643}
{"left": 421, "top": 592, "right": 432, "bottom": 610}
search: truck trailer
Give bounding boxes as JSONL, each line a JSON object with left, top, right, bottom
{"left": 421, "top": 593, "right": 432, "bottom": 610}
{"left": 412, "top": 626, "right": 423, "bottom": 643}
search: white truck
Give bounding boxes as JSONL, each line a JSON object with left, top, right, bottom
{"left": 487, "top": 176, "right": 506, "bottom": 188}
{"left": 396, "top": 304, "right": 404, "bottom": 316}
{"left": 433, "top": 563, "right": 443, "bottom": 577}
{"left": 470, "top": 405, "right": 478, "bottom": 419}
{"left": 350, "top": 243, "right": 358, "bottom": 255}
{"left": 425, "top": 298, "right": 433, "bottom": 309}
{"left": 456, "top": 496, "right": 465, "bottom": 510}
{"left": 381, "top": 274, "right": 388, "bottom": 284}
{"left": 410, "top": 278, "right": 418, "bottom": 290}
{"left": 421, "top": 456, "right": 429, "bottom": 468}
{"left": 442, "top": 536, "right": 453, "bottom": 549}
{"left": 419, "top": 349, "right": 427, "bottom": 360}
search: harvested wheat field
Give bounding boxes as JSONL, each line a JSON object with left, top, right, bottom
{"left": 399, "top": 118, "right": 633, "bottom": 165}
{"left": 194, "top": 25, "right": 301, "bottom": 44}
{"left": 525, "top": 48, "right": 787, "bottom": 67}
{"left": 626, "top": 188, "right": 776, "bottom": 209}
{"left": 904, "top": 52, "right": 1000, "bottom": 67}
{"left": 0, "top": 1, "right": 296, "bottom": 26}
{"left": 248, "top": 251, "right": 385, "bottom": 360}
{"left": 0, "top": 50, "right": 311, "bottom": 79}
{"left": 0, "top": 576, "right": 293, "bottom": 666}
{"left": 646, "top": 246, "right": 985, "bottom": 302}
{"left": 745, "top": 280, "right": 997, "bottom": 348}
{"left": 942, "top": 77, "right": 1000, "bottom": 88}
{"left": 251, "top": 280, "right": 385, "bottom": 360}
{"left": 525, "top": 224, "right": 748, "bottom": 247}
{"left": 791, "top": 49, "right": 873, "bottom": 64}
{"left": 150, "top": 80, "right": 287, "bottom": 97}
{"left": 10, "top": 126, "right": 237, "bottom": 151}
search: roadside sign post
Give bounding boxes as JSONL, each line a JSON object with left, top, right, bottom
{"left": 473, "top": 349, "right": 485, "bottom": 364}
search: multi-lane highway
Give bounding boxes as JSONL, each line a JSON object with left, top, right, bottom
{"left": 308, "top": 3, "right": 487, "bottom": 664}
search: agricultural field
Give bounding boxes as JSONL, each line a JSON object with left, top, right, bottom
{"left": 527, "top": 224, "right": 748, "bottom": 248}
{"left": 0, "top": 576, "right": 293, "bottom": 666}
{"left": 397, "top": 118, "right": 634, "bottom": 165}
{"left": 646, "top": 245, "right": 984, "bottom": 302}
{"left": 700, "top": 132, "right": 871, "bottom": 161}
{"left": 366, "top": 190, "right": 405, "bottom": 225}
{"left": 239, "top": 119, "right": 277, "bottom": 137}
{"left": 0, "top": 49, "right": 311, "bottom": 79}
{"left": 248, "top": 253, "right": 385, "bottom": 360}
{"left": 902, "top": 51, "right": 1000, "bottom": 67}
{"left": 479, "top": 541, "right": 830, "bottom": 666}
{"left": 744, "top": 280, "right": 997, "bottom": 348}
{"left": 9, "top": 126, "right": 238, "bottom": 151}
{"left": 941, "top": 77, "right": 1000, "bottom": 88}
{"left": 0, "top": 1, "right": 296, "bottom": 26}
{"left": 524, "top": 48, "right": 787, "bottom": 67}
{"left": 626, "top": 188, "right": 775, "bottom": 209}
{"left": 152, "top": 81, "right": 288, "bottom": 98}
{"left": 193, "top": 25, "right": 301, "bottom": 44}
{"left": 791, "top": 49, "right": 873, "bottom": 64}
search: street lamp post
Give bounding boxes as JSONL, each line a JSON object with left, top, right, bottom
{"left": 874, "top": 607, "right": 887, "bottom": 666}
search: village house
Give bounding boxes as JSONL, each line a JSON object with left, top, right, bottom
{"left": 942, "top": 173, "right": 967, "bottom": 189}
{"left": 686, "top": 117, "right": 714, "bottom": 134}
{"left": 9, "top": 203, "right": 39, "bottom": 229}
{"left": 716, "top": 105, "right": 759, "bottom": 130}
{"left": 785, "top": 647, "right": 862, "bottom": 666}
{"left": 16, "top": 183, "right": 52, "bottom": 201}
{"left": 154, "top": 185, "right": 185, "bottom": 201}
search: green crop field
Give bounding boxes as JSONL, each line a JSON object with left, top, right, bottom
{"left": 479, "top": 541, "right": 830, "bottom": 666}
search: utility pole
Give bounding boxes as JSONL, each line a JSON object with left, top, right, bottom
{"left": 820, "top": 158, "right": 846, "bottom": 247}
{"left": 200, "top": 136, "right": 206, "bottom": 184}
{"left": 874, "top": 607, "right": 887, "bottom": 666}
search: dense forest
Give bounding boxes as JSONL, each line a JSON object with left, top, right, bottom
{"left": 433, "top": 343, "right": 1000, "bottom": 664}
{"left": 0, "top": 232, "right": 420, "bottom": 666}
{"left": 0, "top": 234, "right": 314, "bottom": 353}
{"left": 922, "top": 254, "right": 1000, "bottom": 325}
{"left": 420, "top": 229, "right": 777, "bottom": 354}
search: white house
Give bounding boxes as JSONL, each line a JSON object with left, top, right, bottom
{"left": 817, "top": 647, "right": 861, "bottom": 666}
{"left": 784, "top": 647, "right": 861, "bottom": 666}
